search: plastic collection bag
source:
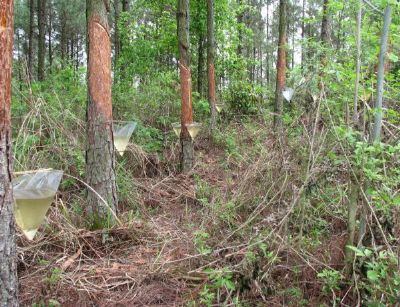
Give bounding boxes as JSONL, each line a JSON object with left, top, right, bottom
{"left": 283, "top": 87, "right": 294, "bottom": 102}
{"left": 13, "top": 170, "right": 63, "bottom": 240}
{"left": 171, "top": 122, "right": 202, "bottom": 140}
{"left": 113, "top": 121, "right": 137, "bottom": 155}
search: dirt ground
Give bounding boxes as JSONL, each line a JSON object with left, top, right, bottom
{"left": 17, "top": 138, "right": 350, "bottom": 306}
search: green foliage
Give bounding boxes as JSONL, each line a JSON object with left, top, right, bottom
{"left": 348, "top": 246, "right": 400, "bottom": 304}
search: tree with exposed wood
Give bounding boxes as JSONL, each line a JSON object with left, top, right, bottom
{"left": 0, "top": 1, "right": 19, "bottom": 306}
{"left": 86, "top": 0, "right": 118, "bottom": 224}
{"left": 274, "top": 0, "right": 287, "bottom": 130}
{"left": 207, "top": 0, "right": 217, "bottom": 131}
{"left": 177, "top": 0, "right": 194, "bottom": 172}
{"left": 37, "top": 0, "right": 46, "bottom": 81}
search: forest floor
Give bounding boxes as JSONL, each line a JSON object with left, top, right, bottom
{"left": 17, "top": 125, "right": 351, "bottom": 306}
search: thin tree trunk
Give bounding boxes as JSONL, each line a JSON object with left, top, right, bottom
{"left": 266, "top": 1, "right": 269, "bottom": 85}
{"left": 178, "top": 0, "right": 194, "bottom": 172}
{"left": 371, "top": 5, "right": 391, "bottom": 143}
{"left": 37, "top": 0, "right": 46, "bottom": 81}
{"left": 197, "top": 32, "right": 205, "bottom": 97}
{"left": 60, "top": 6, "right": 66, "bottom": 66}
{"left": 353, "top": 1, "right": 362, "bottom": 124}
{"left": 28, "top": 0, "right": 34, "bottom": 79}
{"left": 301, "top": 0, "right": 305, "bottom": 72}
{"left": 86, "top": 0, "right": 118, "bottom": 224}
{"left": 237, "top": 0, "right": 244, "bottom": 56}
{"left": 274, "top": 0, "right": 287, "bottom": 130}
{"left": 0, "top": 1, "right": 19, "bottom": 306}
{"left": 114, "top": 0, "right": 120, "bottom": 71}
{"left": 122, "top": 0, "right": 129, "bottom": 11}
{"left": 207, "top": 0, "right": 217, "bottom": 131}
{"left": 345, "top": 0, "right": 363, "bottom": 275}
{"left": 319, "top": 0, "right": 330, "bottom": 90}
{"left": 48, "top": 0, "right": 52, "bottom": 74}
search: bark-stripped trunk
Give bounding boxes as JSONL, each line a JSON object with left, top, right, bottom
{"left": 28, "top": 0, "right": 34, "bottom": 79}
{"left": 37, "top": 0, "right": 46, "bottom": 81}
{"left": 0, "top": 1, "right": 18, "bottom": 306}
{"left": 178, "top": 0, "right": 194, "bottom": 173}
{"left": 274, "top": 0, "right": 287, "bottom": 130}
{"left": 207, "top": 0, "right": 216, "bottom": 131}
{"left": 86, "top": 0, "right": 118, "bottom": 224}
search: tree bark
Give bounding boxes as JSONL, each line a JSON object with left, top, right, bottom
{"left": 371, "top": 5, "right": 391, "bottom": 143}
{"left": 28, "top": 0, "right": 34, "bottom": 79}
{"left": 352, "top": 0, "right": 362, "bottom": 124}
{"left": 178, "top": 0, "right": 194, "bottom": 173}
{"left": 48, "top": 0, "right": 52, "bottom": 74}
{"left": 301, "top": 0, "right": 305, "bottom": 72}
{"left": 60, "top": 4, "right": 66, "bottom": 65}
{"left": 114, "top": 0, "right": 120, "bottom": 71}
{"left": 37, "top": 0, "right": 46, "bottom": 81}
{"left": 319, "top": 0, "right": 330, "bottom": 90}
{"left": 207, "top": 0, "right": 217, "bottom": 131}
{"left": 274, "top": 0, "right": 287, "bottom": 130}
{"left": 0, "top": 1, "right": 19, "bottom": 306}
{"left": 86, "top": 0, "right": 118, "bottom": 224}
{"left": 197, "top": 32, "right": 205, "bottom": 97}
{"left": 121, "top": 0, "right": 129, "bottom": 12}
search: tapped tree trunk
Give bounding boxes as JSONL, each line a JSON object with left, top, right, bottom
{"left": 274, "top": 0, "right": 287, "bottom": 130}
{"left": 0, "top": 1, "right": 19, "bottom": 306}
{"left": 178, "top": 0, "right": 194, "bottom": 173}
{"left": 207, "top": 0, "right": 217, "bottom": 131}
{"left": 37, "top": 0, "right": 46, "bottom": 81}
{"left": 86, "top": 0, "right": 118, "bottom": 225}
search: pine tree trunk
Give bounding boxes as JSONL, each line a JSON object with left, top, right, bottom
{"left": 207, "top": 0, "right": 217, "bottom": 131}
{"left": 48, "top": 0, "right": 52, "bottom": 74}
{"left": 0, "top": 1, "right": 19, "bottom": 306}
{"left": 197, "top": 32, "right": 205, "bottom": 97}
{"left": 301, "top": 0, "right": 305, "bottom": 72}
{"left": 28, "top": 0, "right": 34, "bottom": 79}
{"left": 177, "top": 0, "right": 194, "bottom": 173}
{"left": 37, "top": 0, "right": 46, "bottom": 81}
{"left": 114, "top": 0, "right": 120, "bottom": 72}
{"left": 319, "top": 0, "right": 330, "bottom": 90}
{"left": 274, "top": 0, "right": 287, "bottom": 130}
{"left": 86, "top": 0, "right": 118, "bottom": 224}
{"left": 60, "top": 6, "right": 66, "bottom": 66}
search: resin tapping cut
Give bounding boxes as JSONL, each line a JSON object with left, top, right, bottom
{"left": 13, "top": 170, "right": 63, "bottom": 240}
{"left": 283, "top": 87, "right": 294, "bottom": 102}
{"left": 172, "top": 122, "right": 202, "bottom": 140}
{"left": 113, "top": 121, "right": 137, "bottom": 156}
